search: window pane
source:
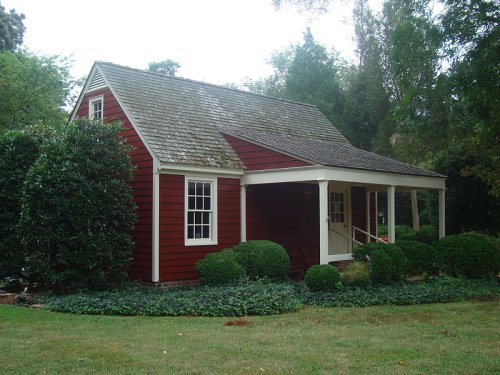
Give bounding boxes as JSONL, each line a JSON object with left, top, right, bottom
{"left": 195, "top": 212, "right": 202, "bottom": 224}
{"left": 202, "top": 225, "right": 210, "bottom": 238}
{"left": 196, "top": 197, "right": 203, "bottom": 210}
{"left": 188, "top": 212, "right": 194, "bottom": 225}
{"left": 202, "top": 212, "right": 210, "bottom": 225}
{"left": 196, "top": 183, "right": 203, "bottom": 195}
{"left": 188, "top": 182, "right": 195, "bottom": 195}
{"left": 187, "top": 226, "right": 194, "bottom": 239}
{"left": 195, "top": 226, "right": 202, "bottom": 238}
{"left": 188, "top": 197, "right": 195, "bottom": 210}
{"left": 203, "top": 183, "right": 211, "bottom": 196}
{"left": 204, "top": 197, "right": 211, "bottom": 210}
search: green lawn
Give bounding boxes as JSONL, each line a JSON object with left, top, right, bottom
{"left": 1, "top": 301, "right": 498, "bottom": 374}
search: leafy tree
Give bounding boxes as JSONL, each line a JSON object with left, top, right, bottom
{"left": 245, "top": 30, "right": 347, "bottom": 129}
{"left": 0, "top": 3, "right": 25, "bottom": 51}
{"left": 380, "top": 0, "right": 448, "bottom": 164}
{"left": 243, "top": 47, "right": 295, "bottom": 97}
{"left": 284, "top": 29, "right": 345, "bottom": 126}
{"left": 0, "top": 126, "right": 47, "bottom": 276}
{"left": 20, "top": 118, "right": 137, "bottom": 291}
{"left": 442, "top": 0, "right": 500, "bottom": 196}
{"left": 0, "top": 50, "right": 74, "bottom": 133}
{"left": 148, "top": 59, "right": 181, "bottom": 76}
{"left": 343, "top": 0, "right": 393, "bottom": 153}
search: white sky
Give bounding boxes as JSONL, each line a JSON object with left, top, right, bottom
{"left": 3, "top": 0, "right": 383, "bottom": 85}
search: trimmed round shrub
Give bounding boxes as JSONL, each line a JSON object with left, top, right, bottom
{"left": 304, "top": 264, "right": 341, "bottom": 292}
{"left": 415, "top": 225, "right": 438, "bottom": 244}
{"left": 342, "top": 261, "right": 369, "bottom": 287}
{"left": 232, "top": 240, "right": 290, "bottom": 280}
{"left": 395, "top": 225, "right": 416, "bottom": 240}
{"left": 435, "top": 233, "right": 500, "bottom": 278}
{"left": 19, "top": 118, "right": 137, "bottom": 291}
{"left": 396, "top": 240, "right": 437, "bottom": 275}
{"left": 369, "top": 249, "right": 392, "bottom": 284}
{"left": 196, "top": 249, "right": 245, "bottom": 286}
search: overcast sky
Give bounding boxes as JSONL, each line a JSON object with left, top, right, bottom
{"left": 3, "top": 0, "right": 382, "bottom": 85}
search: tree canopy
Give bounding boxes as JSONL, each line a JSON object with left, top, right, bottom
{"left": 0, "top": 50, "right": 74, "bottom": 133}
{"left": 0, "top": 3, "right": 25, "bottom": 51}
{"left": 147, "top": 59, "right": 181, "bottom": 76}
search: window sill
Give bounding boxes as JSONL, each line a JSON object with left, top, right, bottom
{"left": 185, "top": 239, "right": 218, "bottom": 247}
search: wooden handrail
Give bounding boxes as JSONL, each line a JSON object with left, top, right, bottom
{"left": 352, "top": 226, "right": 387, "bottom": 244}
{"left": 329, "top": 228, "right": 363, "bottom": 246}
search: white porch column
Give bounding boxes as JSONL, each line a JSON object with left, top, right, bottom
{"left": 438, "top": 189, "right": 446, "bottom": 239}
{"left": 240, "top": 184, "right": 247, "bottom": 243}
{"left": 387, "top": 185, "right": 396, "bottom": 243}
{"left": 319, "top": 180, "right": 329, "bottom": 264}
{"left": 366, "top": 191, "right": 371, "bottom": 243}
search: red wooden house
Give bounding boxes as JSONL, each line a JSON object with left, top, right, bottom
{"left": 70, "top": 62, "right": 446, "bottom": 285}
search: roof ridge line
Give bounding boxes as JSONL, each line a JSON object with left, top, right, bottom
{"left": 95, "top": 61, "right": 320, "bottom": 109}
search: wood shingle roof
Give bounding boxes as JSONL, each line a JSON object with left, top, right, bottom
{"left": 91, "top": 62, "right": 443, "bottom": 178}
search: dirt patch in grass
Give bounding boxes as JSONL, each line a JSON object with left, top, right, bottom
{"left": 0, "top": 292, "right": 18, "bottom": 305}
{"left": 224, "top": 317, "right": 251, "bottom": 327}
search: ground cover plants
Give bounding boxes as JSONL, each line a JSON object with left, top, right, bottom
{"left": 24, "top": 276, "right": 497, "bottom": 317}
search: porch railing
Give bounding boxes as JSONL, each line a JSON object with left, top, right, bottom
{"left": 352, "top": 226, "right": 387, "bottom": 244}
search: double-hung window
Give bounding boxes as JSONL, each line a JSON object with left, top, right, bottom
{"left": 89, "top": 96, "right": 103, "bottom": 120}
{"left": 185, "top": 177, "right": 217, "bottom": 245}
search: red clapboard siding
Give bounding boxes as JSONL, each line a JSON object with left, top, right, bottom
{"left": 158, "top": 174, "right": 241, "bottom": 281}
{"left": 223, "top": 134, "right": 311, "bottom": 170}
{"left": 75, "top": 88, "right": 153, "bottom": 282}
{"left": 246, "top": 183, "right": 320, "bottom": 269}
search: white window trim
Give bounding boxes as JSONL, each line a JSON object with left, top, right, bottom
{"left": 184, "top": 176, "right": 218, "bottom": 246}
{"left": 89, "top": 95, "right": 104, "bottom": 120}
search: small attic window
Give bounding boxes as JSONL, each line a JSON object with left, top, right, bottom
{"left": 89, "top": 96, "right": 103, "bottom": 120}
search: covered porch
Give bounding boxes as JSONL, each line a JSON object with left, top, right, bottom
{"left": 240, "top": 165, "right": 446, "bottom": 271}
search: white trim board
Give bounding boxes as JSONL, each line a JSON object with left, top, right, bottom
{"left": 242, "top": 165, "right": 445, "bottom": 190}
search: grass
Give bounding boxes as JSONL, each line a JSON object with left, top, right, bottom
{"left": 1, "top": 301, "right": 499, "bottom": 374}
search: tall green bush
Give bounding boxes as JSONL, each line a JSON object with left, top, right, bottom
{"left": 396, "top": 240, "right": 437, "bottom": 275}
{"left": 435, "top": 233, "right": 500, "bottom": 278}
{"left": 0, "top": 127, "right": 46, "bottom": 276}
{"left": 19, "top": 118, "right": 137, "bottom": 290}
{"left": 232, "top": 240, "right": 290, "bottom": 280}
{"left": 196, "top": 249, "right": 245, "bottom": 286}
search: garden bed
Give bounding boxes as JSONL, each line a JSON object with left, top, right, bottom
{"left": 21, "top": 277, "right": 499, "bottom": 317}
